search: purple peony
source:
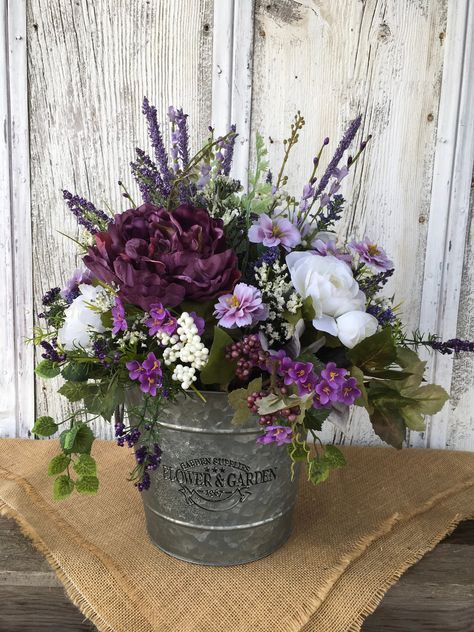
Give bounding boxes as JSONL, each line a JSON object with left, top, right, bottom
{"left": 348, "top": 237, "right": 393, "bottom": 272}
{"left": 214, "top": 283, "right": 268, "bottom": 329}
{"left": 83, "top": 204, "right": 240, "bottom": 311}
{"left": 248, "top": 214, "right": 301, "bottom": 250}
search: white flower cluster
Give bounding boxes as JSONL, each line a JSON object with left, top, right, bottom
{"left": 254, "top": 260, "right": 303, "bottom": 343}
{"left": 163, "top": 312, "right": 209, "bottom": 390}
{"left": 58, "top": 284, "right": 108, "bottom": 351}
{"left": 118, "top": 329, "right": 147, "bottom": 348}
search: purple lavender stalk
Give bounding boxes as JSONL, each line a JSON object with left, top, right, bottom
{"left": 314, "top": 115, "right": 362, "bottom": 199}
{"left": 131, "top": 147, "right": 166, "bottom": 202}
{"left": 62, "top": 190, "right": 111, "bottom": 233}
{"left": 142, "top": 97, "right": 172, "bottom": 194}
{"left": 426, "top": 338, "right": 474, "bottom": 355}
{"left": 220, "top": 124, "right": 237, "bottom": 176}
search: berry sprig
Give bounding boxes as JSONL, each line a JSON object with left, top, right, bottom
{"left": 225, "top": 334, "right": 269, "bottom": 380}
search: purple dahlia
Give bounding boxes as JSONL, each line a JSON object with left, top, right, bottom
{"left": 83, "top": 204, "right": 240, "bottom": 310}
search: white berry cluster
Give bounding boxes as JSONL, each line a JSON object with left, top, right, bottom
{"left": 163, "top": 312, "right": 209, "bottom": 390}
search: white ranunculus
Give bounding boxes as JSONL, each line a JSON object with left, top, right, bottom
{"left": 286, "top": 251, "right": 378, "bottom": 347}
{"left": 286, "top": 251, "right": 365, "bottom": 331}
{"left": 335, "top": 310, "right": 378, "bottom": 349}
{"left": 58, "top": 284, "right": 107, "bottom": 351}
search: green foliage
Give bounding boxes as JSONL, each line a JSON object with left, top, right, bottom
{"left": 75, "top": 476, "right": 99, "bottom": 495}
{"left": 35, "top": 360, "right": 61, "bottom": 379}
{"left": 58, "top": 380, "right": 92, "bottom": 402}
{"left": 61, "top": 362, "right": 91, "bottom": 382}
{"left": 200, "top": 327, "right": 236, "bottom": 386}
{"left": 47, "top": 454, "right": 71, "bottom": 476}
{"left": 302, "top": 407, "right": 330, "bottom": 432}
{"left": 73, "top": 454, "right": 97, "bottom": 477}
{"left": 228, "top": 377, "right": 262, "bottom": 426}
{"left": 53, "top": 475, "right": 75, "bottom": 500}
{"left": 32, "top": 416, "right": 58, "bottom": 437}
{"left": 307, "top": 445, "right": 346, "bottom": 485}
{"left": 348, "top": 328, "right": 397, "bottom": 371}
{"left": 241, "top": 132, "right": 272, "bottom": 216}
{"left": 60, "top": 423, "right": 94, "bottom": 455}
{"left": 83, "top": 380, "right": 124, "bottom": 421}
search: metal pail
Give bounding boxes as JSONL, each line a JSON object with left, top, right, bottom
{"left": 128, "top": 391, "right": 300, "bottom": 566}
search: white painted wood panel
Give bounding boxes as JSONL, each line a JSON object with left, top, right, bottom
{"left": 27, "top": 0, "right": 214, "bottom": 439}
{"left": 0, "top": 0, "right": 34, "bottom": 439}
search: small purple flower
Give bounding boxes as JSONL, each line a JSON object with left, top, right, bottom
{"left": 312, "top": 239, "right": 352, "bottom": 265}
{"left": 126, "top": 360, "right": 145, "bottom": 381}
{"left": 314, "top": 380, "right": 337, "bottom": 406}
{"left": 320, "top": 362, "right": 348, "bottom": 389}
{"left": 298, "top": 373, "right": 319, "bottom": 396}
{"left": 111, "top": 297, "right": 128, "bottom": 335}
{"left": 348, "top": 237, "right": 393, "bottom": 271}
{"left": 138, "top": 352, "right": 163, "bottom": 397}
{"left": 61, "top": 268, "right": 94, "bottom": 303}
{"left": 338, "top": 377, "right": 361, "bottom": 405}
{"left": 248, "top": 214, "right": 301, "bottom": 250}
{"left": 145, "top": 303, "right": 177, "bottom": 336}
{"left": 257, "top": 425, "right": 293, "bottom": 446}
{"left": 278, "top": 356, "right": 315, "bottom": 395}
{"left": 214, "top": 283, "right": 268, "bottom": 329}
{"left": 190, "top": 311, "right": 205, "bottom": 336}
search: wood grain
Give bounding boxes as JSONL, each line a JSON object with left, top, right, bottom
{"left": 27, "top": 0, "right": 214, "bottom": 439}
{"left": 1, "top": 515, "right": 474, "bottom": 631}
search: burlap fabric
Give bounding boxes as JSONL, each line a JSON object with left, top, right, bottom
{"left": 1, "top": 439, "right": 473, "bottom": 632}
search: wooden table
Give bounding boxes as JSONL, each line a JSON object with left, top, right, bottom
{"left": 1, "top": 516, "right": 473, "bottom": 631}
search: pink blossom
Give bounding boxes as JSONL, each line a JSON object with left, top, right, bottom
{"left": 248, "top": 214, "right": 301, "bottom": 250}
{"left": 214, "top": 283, "right": 268, "bottom": 329}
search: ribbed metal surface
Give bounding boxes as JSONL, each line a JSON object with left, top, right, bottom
{"left": 128, "top": 391, "right": 300, "bottom": 566}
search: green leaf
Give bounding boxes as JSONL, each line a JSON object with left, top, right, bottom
{"left": 323, "top": 445, "right": 347, "bottom": 469}
{"left": 58, "top": 381, "right": 93, "bottom": 403}
{"left": 53, "top": 475, "right": 75, "bottom": 500}
{"left": 73, "top": 454, "right": 97, "bottom": 477}
{"left": 303, "top": 407, "right": 330, "bottom": 431}
{"left": 47, "top": 454, "right": 71, "bottom": 476}
{"left": 400, "top": 407, "right": 426, "bottom": 431}
{"left": 409, "top": 384, "right": 450, "bottom": 415}
{"left": 32, "top": 416, "right": 58, "bottom": 437}
{"left": 200, "top": 327, "right": 236, "bottom": 386}
{"left": 228, "top": 377, "right": 262, "bottom": 426}
{"left": 85, "top": 380, "right": 124, "bottom": 421}
{"left": 369, "top": 405, "right": 406, "bottom": 449}
{"left": 61, "top": 362, "right": 91, "bottom": 382}
{"left": 60, "top": 423, "right": 94, "bottom": 455}
{"left": 75, "top": 475, "right": 99, "bottom": 495}
{"left": 35, "top": 359, "right": 61, "bottom": 379}
{"left": 348, "top": 328, "right": 397, "bottom": 371}
{"left": 308, "top": 458, "right": 330, "bottom": 484}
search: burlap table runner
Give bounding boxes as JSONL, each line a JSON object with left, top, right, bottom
{"left": 1, "top": 439, "right": 473, "bottom": 632}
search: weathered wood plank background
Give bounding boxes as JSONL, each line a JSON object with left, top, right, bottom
{"left": 1, "top": 0, "right": 473, "bottom": 449}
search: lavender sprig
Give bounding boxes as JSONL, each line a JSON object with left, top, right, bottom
{"left": 358, "top": 268, "right": 394, "bottom": 298}
{"left": 130, "top": 148, "right": 166, "bottom": 203}
{"left": 220, "top": 124, "right": 237, "bottom": 176}
{"left": 40, "top": 338, "right": 66, "bottom": 363}
{"left": 142, "top": 97, "right": 172, "bottom": 195}
{"left": 62, "top": 190, "right": 111, "bottom": 234}
{"left": 314, "top": 115, "right": 362, "bottom": 199}
{"left": 424, "top": 338, "right": 474, "bottom": 355}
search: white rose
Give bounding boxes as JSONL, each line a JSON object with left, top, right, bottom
{"left": 58, "top": 284, "right": 106, "bottom": 351}
{"left": 336, "top": 311, "right": 378, "bottom": 348}
{"left": 286, "top": 252, "right": 365, "bottom": 336}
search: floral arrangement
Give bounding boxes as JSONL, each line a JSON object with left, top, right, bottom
{"left": 32, "top": 98, "right": 472, "bottom": 500}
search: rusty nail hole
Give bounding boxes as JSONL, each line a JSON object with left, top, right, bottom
{"left": 439, "top": 31, "right": 445, "bottom": 43}
{"left": 33, "top": 23, "right": 38, "bottom": 31}
{"left": 427, "top": 113, "right": 434, "bottom": 122}
{"left": 203, "top": 23, "right": 210, "bottom": 33}
{"left": 259, "top": 28, "right": 266, "bottom": 37}
{"left": 418, "top": 215, "right": 427, "bottom": 224}
{"left": 266, "top": 3, "right": 272, "bottom": 9}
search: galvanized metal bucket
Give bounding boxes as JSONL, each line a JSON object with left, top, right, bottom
{"left": 127, "top": 391, "right": 300, "bottom": 566}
